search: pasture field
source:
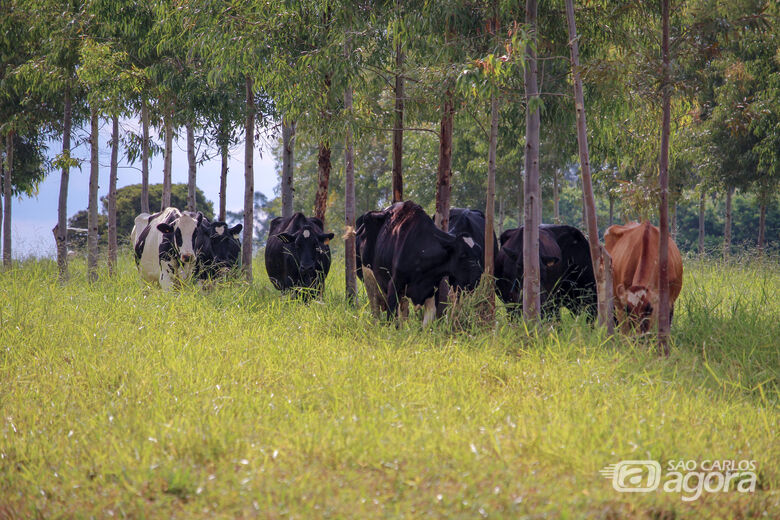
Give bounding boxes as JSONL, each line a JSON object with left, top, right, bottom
{"left": 0, "top": 254, "right": 778, "bottom": 519}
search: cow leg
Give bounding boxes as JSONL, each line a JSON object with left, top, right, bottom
{"left": 386, "top": 280, "right": 399, "bottom": 322}
{"left": 399, "top": 296, "right": 410, "bottom": 322}
{"left": 669, "top": 304, "right": 675, "bottom": 326}
{"left": 422, "top": 296, "right": 436, "bottom": 327}
{"left": 159, "top": 261, "right": 177, "bottom": 291}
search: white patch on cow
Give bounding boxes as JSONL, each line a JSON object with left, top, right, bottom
{"left": 422, "top": 297, "right": 436, "bottom": 327}
{"left": 176, "top": 213, "right": 198, "bottom": 260}
{"left": 215, "top": 225, "right": 225, "bottom": 236}
{"left": 463, "top": 236, "right": 475, "bottom": 248}
{"left": 303, "top": 229, "right": 310, "bottom": 238}
{"left": 627, "top": 289, "right": 646, "bottom": 307}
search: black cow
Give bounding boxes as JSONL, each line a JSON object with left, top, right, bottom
{"left": 495, "top": 225, "right": 597, "bottom": 319}
{"left": 447, "top": 208, "right": 497, "bottom": 289}
{"left": 356, "top": 201, "right": 483, "bottom": 323}
{"left": 195, "top": 218, "right": 243, "bottom": 279}
{"left": 265, "top": 213, "right": 334, "bottom": 297}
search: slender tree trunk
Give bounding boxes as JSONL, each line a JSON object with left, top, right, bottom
{"left": 523, "top": 0, "right": 542, "bottom": 322}
{"left": 243, "top": 76, "right": 255, "bottom": 281}
{"left": 87, "top": 107, "right": 100, "bottom": 281}
{"left": 434, "top": 91, "right": 454, "bottom": 231}
{"left": 3, "top": 131, "right": 13, "bottom": 268}
{"left": 161, "top": 106, "right": 173, "bottom": 210}
{"left": 55, "top": 85, "right": 72, "bottom": 281}
{"left": 758, "top": 200, "right": 766, "bottom": 253}
{"left": 609, "top": 196, "right": 614, "bottom": 227}
{"left": 484, "top": 93, "right": 499, "bottom": 318}
{"left": 186, "top": 122, "right": 196, "bottom": 211}
{"left": 344, "top": 74, "right": 357, "bottom": 304}
{"left": 281, "top": 119, "right": 295, "bottom": 217}
{"left": 657, "top": 0, "right": 672, "bottom": 356}
{"left": 314, "top": 75, "right": 332, "bottom": 224}
{"left": 219, "top": 129, "right": 228, "bottom": 221}
{"left": 671, "top": 201, "right": 678, "bottom": 240}
{"left": 141, "top": 99, "right": 150, "bottom": 214}
{"left": 392, "top": 41, "right": 404, "bottom": 202}
{"left": 552, "top": 169, "right": 560, "bottom": 224}
{"left": 723, "top": 186, "right": 733, "bottom": 262}
{"left": 698, "top": 189, "right": 705, "bottom": 257}
{"left": 314, "top": 143, "right": 331, "bottom": 223}
{"left": 108, "top": 114, "right": 119, "bottom": 276}
{"left": 566, "top": 0, "right": 612, "bottom": 332}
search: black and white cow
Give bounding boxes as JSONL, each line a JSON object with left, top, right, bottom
{"left": 132, "top": 207, "right": 203, "bottom": 290}
{"left": 265, "top": 213, "right": 334, "bottom": 297}
{"left": 195, "top": 218, "right": 243, "bottom": 279}
{"left": 356, "top": 201, "right": 483, "bottom": 323}
{"left": 495, "top": 224, "right": 597, "bottom": 319}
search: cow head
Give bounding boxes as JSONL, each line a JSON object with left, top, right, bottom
{"left": 616, "top": 284, "right": 658, "bottom": 333}
{"left": 276, "top": 226, "right": 335, "bottom": 287}
{"left": 157, "top": 212, "right": 203, "bottom": 270}
{"left": 196, "top": 220, "right": 243, "bottom": 275}
{"left": 450, "top": 233, "right": 484, "bottom": 291}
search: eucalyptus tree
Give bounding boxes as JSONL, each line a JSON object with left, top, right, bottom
{"left": 15, "top": 0, "right": 90, "bottom": 280}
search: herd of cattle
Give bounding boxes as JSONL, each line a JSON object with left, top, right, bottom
{"left": 130, "top": 200, "right": 683, "bottom": 332}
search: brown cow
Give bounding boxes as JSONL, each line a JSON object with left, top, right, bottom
{"left": 605, "top": 221, "right": 683, "bottom": 334}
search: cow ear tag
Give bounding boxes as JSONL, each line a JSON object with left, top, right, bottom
{"left": 323, "top": 238, "right": 330, "bottom": 245}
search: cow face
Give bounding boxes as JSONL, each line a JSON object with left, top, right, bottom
{"left": 157, "top": 212, "right": 203, "bottom": 268}
{"left": 616, "top": 284, "right": 658, "bottom": 333}
{"left": 197, "top": 220, "right": 243, "bottom": 274}
{"left": 276, "top": 227, "right": 335, "bottom": 287}
{"left": 450, "top": 233, "right": 484, "bottom": 291}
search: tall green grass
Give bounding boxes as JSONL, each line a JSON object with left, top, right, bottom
{"left": 0, "top": 254, "right": 777, "bottom": 518}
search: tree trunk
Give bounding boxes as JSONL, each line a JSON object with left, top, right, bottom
{"left": 523, "top": 0, "right": 542, "bottom": 323}
{"left": 3, "top": 131, "right": 13, "bottom": 268}
{"left": 281, "top": 119, "right": 295, "bottom": 217}
{"left": 55, "top": 84, "right": 72, "bottom": 281}
{"left": 758, "top": 201, "right": 766, "bottom": 253}
{"left": 243, "top": 76, "right": 255, "bottom": 281}
{"left": 484, "top": 93, "right": 499, "bottom": 318}
{"left": 608, "top": 196, "right": 614, "bottom": 227}
{"left": 87, "top": 107, "right": 100, "bottom": 281}
{"left": 314, "top": 143, "right": 331, "bottom": 223}
{"left": 698, "top": 189, "right": 705, "bottom": 257}
{"left": 552, "top": 168, "right": 560, "bottom": 224}
{"left": 434, "top": 91, "right": 454, "bottom": 231}
{"left": 723, "top": 186, "right": 733, "bottom": 262}
{"left": 657, "top": 0, "right": 672, "bottom": 356}
{"left": 392, "top": 41, "right": 404, "bottom": 203}
{"left": 566, "top": 0, "right": 612, "bottom": 333}
{"left": 141, "top": 99, "right": 150, "bottom": 214}
{"left": 186, "top": 122, "right": 196, "bottom": 212}
{"left": 344, "top": 77, "right": 357, "bottom": 303}
{"left": 108, "top": 114, "right": 119, "bottom": 276}
{"left": 161, "top": 106, "right": 173, "bottom": 210}
{"left": 219, "top": 134, "right": 228, "bottom": 221}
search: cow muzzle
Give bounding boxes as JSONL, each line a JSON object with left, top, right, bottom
{"left": 181, "top": 253, "right": 195, "bottom": 263}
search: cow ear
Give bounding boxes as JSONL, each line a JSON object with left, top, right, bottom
{"left": 157, "top": 223, "right": 174, "bottom": 234}
{"left": 196, "top": 212, "right": 203, "bottom": 225}
{"left": 276, "top": 232, "right": 296, "bottom": 243}
{"left": 320, "top": 233, "right": 334, "bottom": 245}
{"left": 229, "top": 224, "right": 243, "bottom": 237}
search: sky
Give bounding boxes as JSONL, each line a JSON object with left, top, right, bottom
{"left": 8, "top": 118, "right": 279, "bottom": 258}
